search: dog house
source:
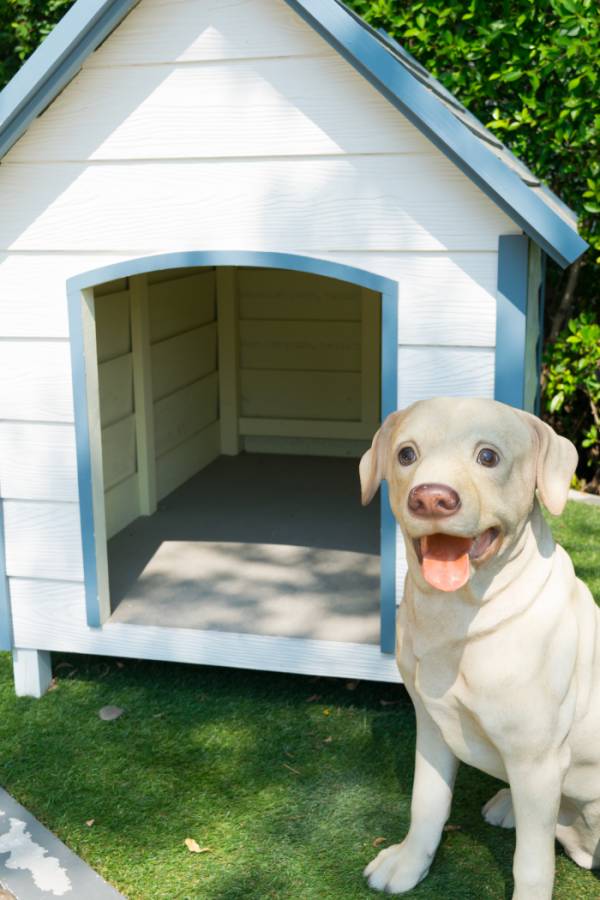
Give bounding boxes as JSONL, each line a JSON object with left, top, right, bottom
{"left": 0, "top": 0, "right": 587, "bottom": 696}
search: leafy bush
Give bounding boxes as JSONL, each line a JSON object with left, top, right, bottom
{"left": 542, "top": 313, "right": 600, "bottom": 491}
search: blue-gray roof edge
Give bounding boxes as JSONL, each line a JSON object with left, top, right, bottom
{"left": 0, "top": 0, "right": 588, "bottom": 268}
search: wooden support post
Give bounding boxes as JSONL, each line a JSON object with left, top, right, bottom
{"left": 216, "top": 267, "right": 240, "bottom": 455}
{"left": 361, "top": 287, "right": 381, "bottom": 431}
{"left": 130, "top": 274, "right": 157, "bottom": 515}
{"left": 12, "top": 648, "right": 52, "bottom": 698}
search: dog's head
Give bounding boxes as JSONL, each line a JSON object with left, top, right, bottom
{"left": 360, "top": 398, "right": 578, "bottom": 593}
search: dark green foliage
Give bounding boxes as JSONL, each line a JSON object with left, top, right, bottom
{"left": 543, "top": 313, "right": 600, "bottom": 490}
{"left": 0, "top": 0, "right": 75, "bottom": 87}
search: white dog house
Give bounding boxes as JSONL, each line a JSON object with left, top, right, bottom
{"left": 0, "top": 0, "right": 586, "bottom": 696}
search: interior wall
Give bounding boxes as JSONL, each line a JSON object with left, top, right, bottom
{"left": 148, "top": 268, "right": 219, "bottom": 499}
{"left": 237, "top": 268, "right": 381, "bottom": 458}
{"left": 94, "top": 268, "right": 220, "bottom": 539}
{"left": 94, "top": 277, "right": 136, "bottom": 538}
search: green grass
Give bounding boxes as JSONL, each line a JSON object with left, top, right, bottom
{"left": 0, "top": 501, "right": 599, "bottom": 899}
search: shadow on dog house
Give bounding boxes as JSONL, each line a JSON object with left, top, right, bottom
{"left": 0, "top": 0, "right": 587, "bottom": 696}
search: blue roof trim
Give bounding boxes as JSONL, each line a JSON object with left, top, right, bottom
{"left": 0, "top": 0, "right": 588, "bottom": 268}
{"left": 0, "top": 0, "right": 138, "bottom": 158}
{"left": 284, "top": 0, "right": 587, "bottom": 268}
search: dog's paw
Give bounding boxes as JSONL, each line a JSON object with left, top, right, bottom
{"left": 482, "top": 788, "right": 515, "bottom": 828}
{"left": 363, "top": 842, "right": 431, "bottom": 894}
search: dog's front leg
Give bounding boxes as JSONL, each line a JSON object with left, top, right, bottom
{"left": 506, "top": 757, "right": 564, "bottom": 900}
{"left": 364, "top": 698, "right": 458, "bottom": 894}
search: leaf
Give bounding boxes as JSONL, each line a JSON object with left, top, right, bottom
{"left": 345, "top": 680, "right": 359, "bottom": 690}
{"left": 184, "top": 838, "right": 211, "bottom": 854}
{"left": 85, "top": 819, "right": 95, "bottom": 827}
{"left": 99, "top": 705, "right": 124, "bottom": 721}
{"left": 373, "top": 836, "right": 387, "bottom": 847}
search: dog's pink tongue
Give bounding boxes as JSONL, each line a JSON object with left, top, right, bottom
{"left": 421, "top": 534, "right": 472, "bottom": 592}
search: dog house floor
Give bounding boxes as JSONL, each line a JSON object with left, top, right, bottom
{"left": 107, "top": 453, "right": 381, "bottom": 644}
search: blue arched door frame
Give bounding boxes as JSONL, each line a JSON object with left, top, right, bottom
{"left": 67, "top": 250, "right": 399, "bottom": 653}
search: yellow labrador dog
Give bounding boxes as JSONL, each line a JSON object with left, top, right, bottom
{"left": 360, "top": 397, "right": 599, "bottom": 899}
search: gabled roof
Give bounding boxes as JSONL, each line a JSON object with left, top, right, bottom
{"left": 0, "top": 0, "right": 588, "bottom": 268}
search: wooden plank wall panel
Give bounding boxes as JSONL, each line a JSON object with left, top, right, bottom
{"left": 239, "top": 320, "right": 361, "bottom": 371}
{"left": 154, "top": 372, "right": 218, "bottom": 459}
{"left": 241, "top": 370, "right": 361, "bottom": 420}
{"left": 95, "top": 289, "right": 131, "bottom": 361}
{"left": 150, "top": 270, "right": 220, "bottom": 492}
{"left": 0, "top": 422, "right": 78, "bottom": 502}
{"left": 151, "top": 324, "right": 217, "bottom": 402}
{"left": 105, "top": 473, "right": 139, "bottom": 539}
{"left": 157, "top": 421, "right": 220, "bottom": 501}
{"left": 3, "top": 500, "right": 83, "bottom": 581}
{"left": 238, "top": 269, "right": 362, "bottom": 321}
{"left": 0, "top": 157, "right": 514, "bottom": 254}
{"left": 149, "top": 271, "right": 216, "bottom": 343}
{"left": 7, "top": 59, "right": 431, "bottom": 163}
{"left": 98, "top": 353, "right": 134, "bottom": 426}
{"left": 102, "top": 414, "right": 136, "bottom": 490}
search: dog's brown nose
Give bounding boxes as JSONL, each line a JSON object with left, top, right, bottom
{"left": 407, "top": 483, "right": 461, "bottom": 518}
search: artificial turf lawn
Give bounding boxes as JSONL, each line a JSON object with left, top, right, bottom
{"left": 0, "top": 501, "right": 598, "bottom": 899}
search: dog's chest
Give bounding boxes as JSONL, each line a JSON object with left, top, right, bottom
{"left": 413, "top": 654, "right": 507, "bottom": 780}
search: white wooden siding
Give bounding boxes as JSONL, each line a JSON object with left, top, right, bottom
{"left": 0, "top": 0, "right": 517, "bottom": 663}
{"left": 6, "top": 59, "right": 432, "bottom": 163}
{"left": 0, "top": 157, "right": 514, "bottom": 253}
{"left": 83, "top": 0, "right": 332, "bottom": 67}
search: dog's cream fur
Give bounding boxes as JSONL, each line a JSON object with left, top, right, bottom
{"left": 359, "top": 397, "right": 599, "bottom": 899}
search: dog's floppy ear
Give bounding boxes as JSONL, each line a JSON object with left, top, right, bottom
{"left": 516, "top": 410, "right": 578, "bottom": 516}
{"left": 359, "top": 410, "right": 407, "bottom": 506}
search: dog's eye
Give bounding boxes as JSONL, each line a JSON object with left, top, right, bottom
{"left": 477, "top": 448, "right": 499, "bottom": 468}
{"left": 398, "top": 446, "right": 417, "bottom": 466}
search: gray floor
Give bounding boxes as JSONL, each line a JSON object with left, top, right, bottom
{"left": 108, "top": 453, "right": 381, "bottom": 643}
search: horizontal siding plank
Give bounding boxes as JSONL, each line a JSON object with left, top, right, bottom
{"left": 3, "top": 500, "right": 83, "bottom": 581}
{"left": 0, "top": 252, "right": 133, "bottom": 338}
{"left": 95, "top": 288, "right": 131, "bottom": 362}
{"left": 156, "top": 420, "right": 220, "bottom": 500}
{"left": 7, "top": 58, "right": 431, "bottom": 162}
{"left": 239, "top": 320, "right": 361, "bottom": 371}
{"left": 238, "top": 269, "right": 362, "bottom": 321}
{"left": 102, "top": 414, "right": 136, "bottom": 490}
{"left": 151, "top": 323, "right": 217, "bottom": 401}
{"left": 0, "top": 157, "right": 514, "bottom": 253}
{"left": 154, "top": 371, "right": 219, "bottom": 458}
{"left": 149, "top": 271, "right": 215, "bottom": 343}
{"left": 98, "top": 353, "right": 133, "bottom": 426}
{"left": 0, "top": 341, "right": 73, "bottom": 422}
{"left": 0, "top": 422, "right": 78, "bottom": 501}
{"left": 105, "top": 472, "right": 139, "bottom": 539}
{"left": 396, "top": 346, "right": 495, "bottom": 407}
{"left": 83, "top": 0, "right": 331, "bottom": 67}
{"left": 240, "top": 370, "right": 361, "bottom": 420}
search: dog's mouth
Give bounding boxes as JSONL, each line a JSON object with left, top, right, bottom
{"left": 412, "top": 527, "right": 501, "bottom": 592}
